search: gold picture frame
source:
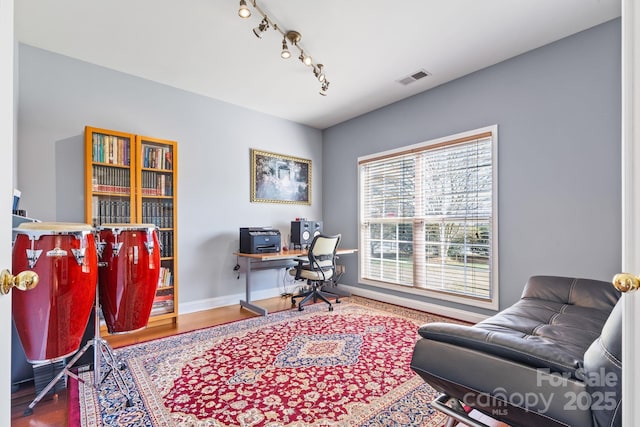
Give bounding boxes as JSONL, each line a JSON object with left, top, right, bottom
{"left": 250, "top": 149, "right": 311, "bottom": 205}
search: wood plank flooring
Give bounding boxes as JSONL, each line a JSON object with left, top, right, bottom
{"left": 11, "top": 296, "right": 294, "bottom": 426}
{"left": 10, "top": 295, "right": 507, "bottom": 427}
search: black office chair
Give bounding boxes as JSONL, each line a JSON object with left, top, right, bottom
{"left": 289, "top": 234, "right": 341, "bottom": 311}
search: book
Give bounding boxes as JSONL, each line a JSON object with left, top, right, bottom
{"left": 13, "top": 189, "right": 21, "bottom": 211}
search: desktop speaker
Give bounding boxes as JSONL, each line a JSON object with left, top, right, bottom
{"left": 291, "top": 220, "right": 323, "bottom": 247}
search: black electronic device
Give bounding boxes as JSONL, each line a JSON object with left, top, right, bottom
{"left": 290, "top": 220, "right": 323, "bottom": 248}
{"left": 239, "top": 227, "right": 281, "bottom": 254}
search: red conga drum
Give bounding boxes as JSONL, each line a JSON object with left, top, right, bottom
{"left": 12, "top": 222, "right": 98, "bottom": 364}
{"left": 97, "top": 224, "right": 160, "bottom": 334}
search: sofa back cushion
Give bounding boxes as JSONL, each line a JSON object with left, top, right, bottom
{"left": 522, "top": 276, "right": 620, "bottom": 311}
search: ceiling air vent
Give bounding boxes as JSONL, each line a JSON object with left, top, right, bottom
{"left": 397, "top": 69, "right": 432, "bottom": 86}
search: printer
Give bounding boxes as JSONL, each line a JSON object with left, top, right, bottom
{"left": 239, "top": 227, "right": 281, "bottom": 254}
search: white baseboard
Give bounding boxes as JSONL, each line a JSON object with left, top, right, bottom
{"left": 178, "top": 287, "right": 284, "bottom": 315}
{"left": 337, "top": 284, "right": 489, "bottom": 324}
{"left": 179, "top": 284, "right": 489, "bottom": 323}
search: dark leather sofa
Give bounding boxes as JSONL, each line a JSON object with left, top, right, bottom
{"left": 410, "top": 276, "right": 622, "bottom": 427}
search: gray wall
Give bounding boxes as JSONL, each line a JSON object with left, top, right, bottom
{"left": 16, "top": 18, "right": 622, "bottom": 316}
{"left": 322, "top": 19, "right": 622, "bottom": 314}
{"left": 17, "top": 44, "right": 323, "bottom": 308}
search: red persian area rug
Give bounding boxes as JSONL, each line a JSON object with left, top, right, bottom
{"left": 71, "top": 297, "right": 458, "bottom": 426}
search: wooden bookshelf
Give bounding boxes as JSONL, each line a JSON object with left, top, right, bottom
{"left": 84, "top": 126, "right": 178, "bottom": 328}
{"left": 84, "top": 127, "right": 135, "bottom": 225}
{"left": 136, "top": 134, "right": 178, "bottom": 322}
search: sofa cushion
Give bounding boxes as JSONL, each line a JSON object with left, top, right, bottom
{"left": 418, "top": 276, "right": 620, "bottom": 376}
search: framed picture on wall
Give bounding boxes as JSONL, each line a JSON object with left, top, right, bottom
{"left": 250, "top": 149, "right": 311, "bottom": 205}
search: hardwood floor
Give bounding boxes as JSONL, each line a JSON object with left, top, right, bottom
{"left": 11, "top": 295, "right": 507, "bottom": 427}
{"left": 10, "top": 295, "right": 294, "bottom": 426}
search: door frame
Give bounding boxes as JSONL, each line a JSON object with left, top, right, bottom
{"left": 1, "top": 0, "right": 15, "bottom": 424}
{"left": 622, "top": 0, "right": 639, "bottom": 424}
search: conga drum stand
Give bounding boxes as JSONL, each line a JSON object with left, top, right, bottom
{"left": 23, "top": 285, "right": 132, "bottom": 416}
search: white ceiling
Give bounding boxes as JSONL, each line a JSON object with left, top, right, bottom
{"left": 15, "top": 0, "right": 621, "bottom": 129}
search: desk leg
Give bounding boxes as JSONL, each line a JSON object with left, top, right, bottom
{"left": 240, "top": 257, "right": 268, "bottom": 316}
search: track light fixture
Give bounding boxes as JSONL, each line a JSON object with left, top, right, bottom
{"left": 237, "top": 0, "right": 330, "bottom": 95}
{"left": 253, "top": 17, "right": 269, "bottom": 38}
{"left": 320, "top": 80, "right": 329, "bottom": 96}
{"left": 298, "top": 51, "right": 312, "bottom": 66}
{"left": 238, "top": 0, "right": 251, "bottom": 18}
{"left": 313, "top": 64, "right": 326, "bottom": 83}
{"left": 280, "top": 38, "right": 291, "bottom": 59}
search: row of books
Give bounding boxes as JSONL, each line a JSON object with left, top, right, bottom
{"left": 141, "top": 170, "right": 173, "bottom": 196}
{"left": 150, "top": 299, "right": 174, "bottom": 316}
{"left": 157, "top": 267, "right": 173, "bottom": 288}
{"left": 151, "top": 283, "right": 174, "bottom": 315}
{"left": 92, "top": 133, "right": 131, "bottom": 166}
{"left": 142, "top": 144, "right": 173, "bottom": 170}
{"left": 141, "top": 200, "right": 174, "bottom": 228}
{"left": 92, "top": 165, "right": 131, "bottom": 194}
{"left": 92, "top": 198, "right": 131, "bottom": 226}
{"left": 158, "top": 230, "right": 174, "bottom": 258}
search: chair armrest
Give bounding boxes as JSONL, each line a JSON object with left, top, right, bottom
{"left": 290, "top": 257, "right": 308, "bottom": 280}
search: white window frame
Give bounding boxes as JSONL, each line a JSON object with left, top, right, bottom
{"left": 357, "top": 125, "right": 499, "bottom": 310}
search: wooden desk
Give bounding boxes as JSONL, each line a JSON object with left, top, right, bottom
{"left": 234, "top": 248, "right": 357, "bottom": 315}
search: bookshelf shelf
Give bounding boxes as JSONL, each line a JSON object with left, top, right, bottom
{"left": 143, "top": 168, "right": 173, "bottom": 173}
{"left": 92, "top": 191, "right": 131, "bottom": 197}
{"left": 92, "top": 161, "right": 130, "bottom": 167}
{"left": 84, "top": 126, "right": 178, "bottom": 329}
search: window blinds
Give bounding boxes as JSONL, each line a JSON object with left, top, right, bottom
{"left": 359, "top": 131, "right": 494, "bottom": 301}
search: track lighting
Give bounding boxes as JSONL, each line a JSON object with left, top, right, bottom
{"left": 281, "top": 38, "right": 291, "bottom": 59}
{"left": 238, "top": 0, "right": 251, "bottom": 18}
{"left": 299, "top": 51, "right": 312, "bottom": 66}
{"left": 320, "top": 80, "right": 329, "bottom": 96}
{"left": 237, "top": 0, "right": 330, "bottom": 95}
{"left": 253, "top": 17, "right": 269, "bottom": 38}
{"left": 314, "top": 64, "right": 326, "bottom": 83}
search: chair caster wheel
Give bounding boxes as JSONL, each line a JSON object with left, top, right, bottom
{"left": 117, "top": 361, "right": 127, "bottom": 370}
{"left": 329, "top": 306, "right": 333, "bottom": 311}
{"left": 335, "top": 299, "right": 341, "bottom": 304}
{"left": 126, "top": 399, "right": 133, "bottom": 407}
{"left": 298, "top": 306, "right": 304, "bottom": 311}
{"left": 23, "top": 407, "right": 33, "bottom": 417}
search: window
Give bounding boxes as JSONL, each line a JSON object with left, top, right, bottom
{"left": 358, "top": 126, "right": 498, "bottom": 309}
